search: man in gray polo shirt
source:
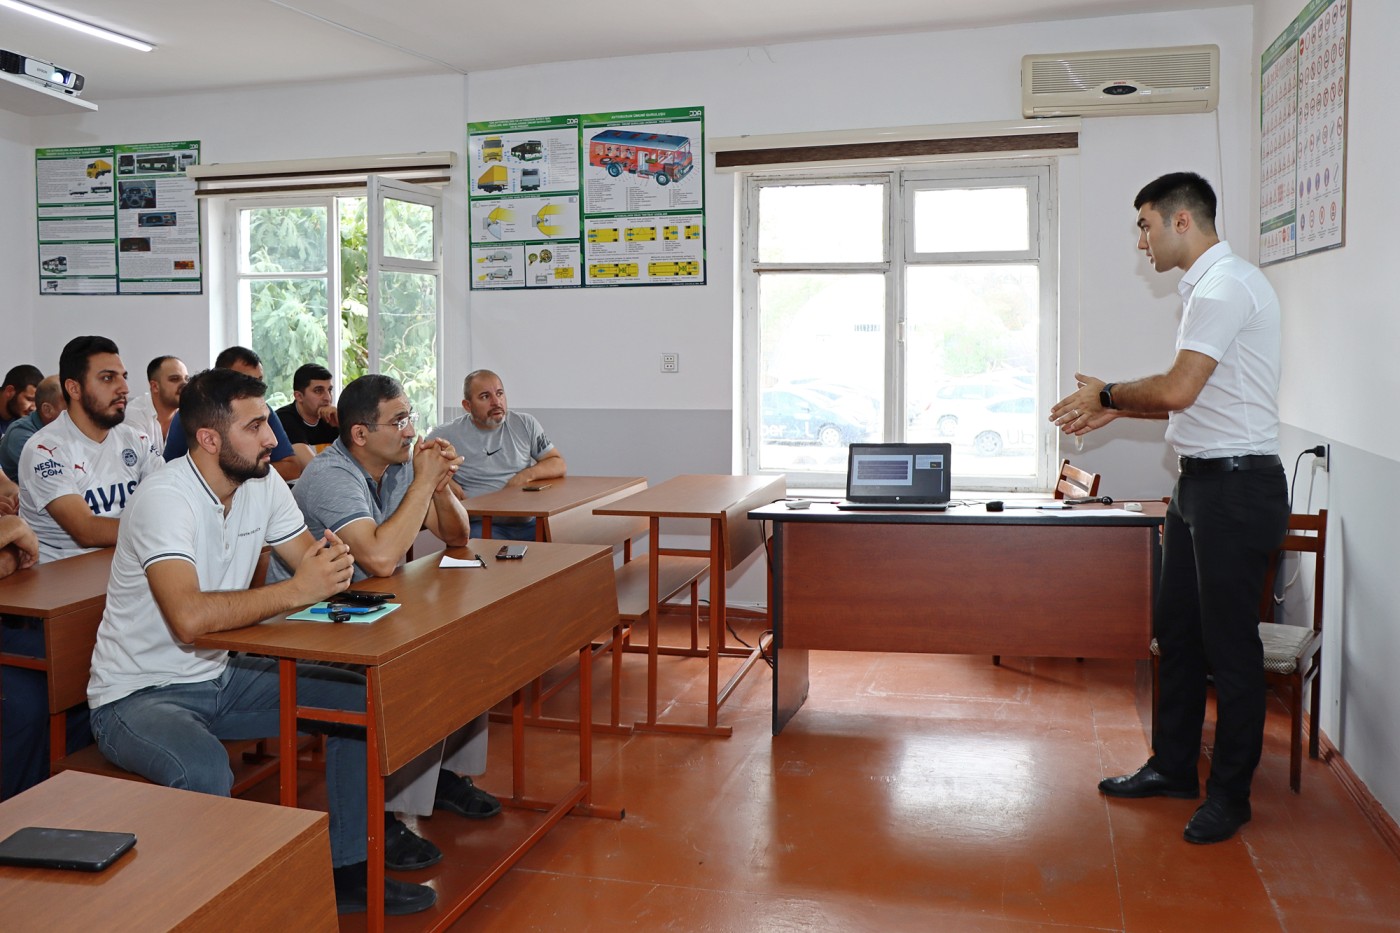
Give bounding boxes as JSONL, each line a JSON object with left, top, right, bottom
{"left": 428, "top": 369, "right": 566, "bottom": 540}
{"left": 270, "top": 373, "right": 497, "bottom": 872}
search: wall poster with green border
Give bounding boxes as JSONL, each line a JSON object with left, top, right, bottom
{"left": 36, "top": 140, "right": 201, "bottom": 295}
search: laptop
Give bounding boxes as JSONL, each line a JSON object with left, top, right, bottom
{"left": 836, "top": 442, "right": 952, "bottom": 511}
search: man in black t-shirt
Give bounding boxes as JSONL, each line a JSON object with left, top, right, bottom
{"left": 276, "top": 362, "right": 339, "bottom": 447}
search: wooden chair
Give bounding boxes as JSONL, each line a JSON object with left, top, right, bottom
{"left": 1151, "top": 509, "right": 1327, "bottom": 793}
{"left": 993, "top": 460, "right": 1101, "bottom": 665}
{"left": 1053, "top": 459, "right": 1101, "bottom": 500}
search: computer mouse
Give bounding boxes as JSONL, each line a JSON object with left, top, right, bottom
{"left": 986, "top": 500, "right": 1004, "bottom": 512}
{"left": 785, "top": 499, "right": 812, "bottom": 509}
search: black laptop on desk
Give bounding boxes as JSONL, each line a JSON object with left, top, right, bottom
{"left": 836, "top": 442, "right": 952, "bottom": 511}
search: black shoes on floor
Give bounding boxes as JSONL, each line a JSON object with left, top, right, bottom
{"left": 333, "top": 860, "right": 436, "bottom": 916}
{"left": 1098, "top": 764, "right": 1200, "bottom": 799}
{"left": 1184, "top": 796, "right": 1252, "bottom": 844}
{"left": 1100, "top": 762, "right": 1251, "bottom": 845}
{"left": 384, "top": 812, "right": 443, "bottom": 871}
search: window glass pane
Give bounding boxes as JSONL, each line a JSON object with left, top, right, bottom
{"left": 758, "top": 273, "right": 883, "bottom": 475}
{"left": 244, "top": 278, "right": 329, "bottom": 411}
{"left": 912, "top": 187, "right": 1029, "bottom": 253}
{"left": 904, "top": 265, "right": 1039, "bottom": 478}
{"left": 382, "top": 196, "right": 434, "bottom": 262}
{"left": 757, "top": 184, "right": 885, "bottom": 264}
{"left": 338, "top": 198, "right": 370, "bottom": 384}
{"left": 377, "top": 271, "right": 438, "bottom": 432}
{"left": 240, "top": 206, "right": 327, "bottom": 273}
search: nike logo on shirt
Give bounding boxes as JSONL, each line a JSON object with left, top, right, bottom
{"left": 485, "top": 448, "right": 502, "bottom": 456}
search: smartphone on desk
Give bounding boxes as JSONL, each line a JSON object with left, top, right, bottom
{"left": 496, "top": 544, "right": 528, "bottom": 560}
{"left": 0, "top": 826, "right": 137, "bottom": 872}
{"left": 522, "top": 484, "right": 551, "bottom": 491}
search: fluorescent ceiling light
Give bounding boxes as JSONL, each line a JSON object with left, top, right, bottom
{"left": 0, "top": 0, "right": 154, "bottom": 52}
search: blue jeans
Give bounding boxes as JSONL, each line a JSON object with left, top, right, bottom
{"left": 90, "top": 655, "right": 369, "bottom": 866}
{"left": 1, "top": 615, "right": 92, "bottom": 798}
{"left": 471, "top": 517, "right": 536, "bottom": 541}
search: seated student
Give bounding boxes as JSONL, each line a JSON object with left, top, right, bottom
{"left": 277, "top": 363, "right": 340, "bottom": 447}
{"left": 0, "top": 374, "right": 64, "bottom": 482}
{"left": 5, "top": 337, "right": 161, "bottom": 797}
{"left": 18, "top": 337, "right": 163, "bottom": 563}
{"left": 428, "top": 369, "right": 567, "bottom": 540}
{"left": 0, "top": 364, "right": 42, "bottom": 439}
{"left": 86, "top": 368, "right": 434, "bottom": 915}
{"left": 163, "top": 347, "right": 311, "bottom": 481}
{"left": 269, "top": 374, "right": 498, "bottom": 871}
{"left": 123, "top": 355, "right": 188, "bottom": 454}
{"left": 0, "top": 471, "right": 17, "bottom": 514}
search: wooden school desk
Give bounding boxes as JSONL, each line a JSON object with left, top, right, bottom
{"left": 193, "top": 540, "right": 621, "bottom": 931}
{"left": 461, "top": 476, "right": 646, "bottom": 541}
{"left": 595, "top": 474, "right": 786, "bottom": 736}
{"left": 0, "top": 770, "right": 336, "bottom": 932}
{"left": 749, "top": 501, "right": 1166, "bottom": 734}
{"left": 0, "top": 547, "right": 113, "bottom": 794}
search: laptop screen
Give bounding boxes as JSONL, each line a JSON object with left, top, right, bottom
{"left": 845, "top": 443, "right": 952, "bottom": 504}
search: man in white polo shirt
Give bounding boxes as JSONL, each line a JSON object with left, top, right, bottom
{"left": 18, "top": 335, "right": 162, "bottom": 564}
{"left": 86, "top": 367, "right": 434, "bottom": 916}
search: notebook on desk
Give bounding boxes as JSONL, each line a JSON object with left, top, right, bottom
{"left": 836, "top": 442, "right": 952, "bottom": 511}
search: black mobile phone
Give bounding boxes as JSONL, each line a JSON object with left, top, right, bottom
{"left": 495, "top": 544, "right": 528, "bottom": 560}
{"left": 0, "top": 826, "right": 137, "bottom": 872}
{"left": 331, "top": 591, "right": 392, "bottom": 606}
{"left": 522, "top": 484, "right": 551, "bottom": 491}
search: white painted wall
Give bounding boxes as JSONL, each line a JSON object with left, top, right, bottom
{"left": 1253, "top": 0, "right": 1400, "bottom": 822}
{"left": 0, "top": 109, "right": 36, "bottom": 360}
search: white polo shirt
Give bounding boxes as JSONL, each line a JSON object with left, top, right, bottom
{"left": 87, "top": 456, "right": 307, "bottom": 708}
{"left": 18, "top": 411, "right": 163, "bottom": 563}
{"left": 1165, "top": 241, "right": 1282, "bottom": 458}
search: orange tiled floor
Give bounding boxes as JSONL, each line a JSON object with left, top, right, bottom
{"left": 368, "top": 618, "right": 1400, "bottom": 932}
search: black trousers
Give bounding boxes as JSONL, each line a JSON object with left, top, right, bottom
{"left": 1149, "top": 466, "right": 1289, "bottom": 801}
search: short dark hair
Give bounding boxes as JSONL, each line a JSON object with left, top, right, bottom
{"left": 179, "top": 368, "right": 267, "bottom": 445}
{"left": 58, "top": 336, "right": 120, "bottom": 405}
{"left": 1134, "top": 172, "right": 1217, "bottom": 233}
{"left": 214, "top": 345, "right": 261, "bottom": 370}
{"left": 338, "top": 374, "right": 404, "bottom": 445}
{"left": 3, "top": 364, "right": 42, "bottom": 393}
{"left": 146, "top": 355, "right": 179, "bottom": 383}
{"left": 293, "top": 363, "right": 333, "bottom": 393}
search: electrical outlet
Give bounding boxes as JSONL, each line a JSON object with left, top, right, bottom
{"left": 1312, "top": 443, "right": 1331, "bottom": 473}
{"left": 660, "top": 352, "right": 679, "bottom": 373}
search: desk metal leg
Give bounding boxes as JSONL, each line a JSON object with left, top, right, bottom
{"left": 278, "top": 659, "right": 298, "bottom": 808}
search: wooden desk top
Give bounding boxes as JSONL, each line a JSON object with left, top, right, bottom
{"left": 0, "top": 547, "right": 113, "bottom": 618}
{"left": 196, "top": 540, "right": 619, "bottom": 772}
{"left": 749, "top": 500, "right": 1167, "bottom": 527}
{"left": 595, "top": 474, "right": 785, "bottom": 519}
{"left": 0, "top": 771, "right": 336, "bottom": 932}
{"left": 195, "top": 540, "right": 612, "bottom": 667}
{"left": 461, "top": 475, "right": 646, "bottom": 519}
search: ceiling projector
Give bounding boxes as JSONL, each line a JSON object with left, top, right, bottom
{"left": 1, "top": 50, "right": 85, "bottom": 96}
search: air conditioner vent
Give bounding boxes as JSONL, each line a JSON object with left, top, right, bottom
{"left": 1022, "top": 45, "right": 1219, "bottom": 118}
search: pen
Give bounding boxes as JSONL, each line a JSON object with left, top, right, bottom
{"left": 311, "top": 605, "right": 375, "bottom": 614}
{"left": 474, "top": 553, "right": 488, "bottom": 569}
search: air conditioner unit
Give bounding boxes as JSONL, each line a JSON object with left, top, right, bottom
{"left": 1022, "top": 45, "right": 1218, "bottom": 118}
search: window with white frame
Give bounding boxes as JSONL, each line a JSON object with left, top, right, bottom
{"left": 741, "top": 162, "right": 1057, "bottom": 490}
{"left": 223, "top": 183, "right": 441, "bottom": 428}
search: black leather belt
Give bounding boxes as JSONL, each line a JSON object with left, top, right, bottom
{"left": 1178, "top": 454, "right": 1281, "bottom": 475}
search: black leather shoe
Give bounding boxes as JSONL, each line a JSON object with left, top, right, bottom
{"left": 384, "top": 813, "right": 442, "bottom": 871}
{"left": 435, "top": 769, "right": 502, "bottom": 819}
{"left": 1184, "top": 796, "right": 1252, "bottom": 844}
{"left": 1098, "top": 763, "right": 1199, "bottom": 799}
{"left": 333, "top": 860, "right": 438, "bottom": 915}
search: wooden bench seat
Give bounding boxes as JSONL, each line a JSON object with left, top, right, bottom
{"left": 542, "top": 482, "right": 709, "bottom": 730}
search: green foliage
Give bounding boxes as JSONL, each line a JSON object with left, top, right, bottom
{"left": 245, "top": 197, "right": 438, "bottom": 429}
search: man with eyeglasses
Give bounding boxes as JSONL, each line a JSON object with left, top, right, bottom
{"left": 428, "top": 369, "right": 566, "bottom": 540}
{"left": 268, "top": 374, "right": 500, "bottom": 875}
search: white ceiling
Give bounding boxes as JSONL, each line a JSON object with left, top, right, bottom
{"left": 1, "top": 0, "right": 1247, "bottom": 102}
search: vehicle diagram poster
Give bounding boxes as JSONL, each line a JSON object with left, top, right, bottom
{"left": 468, "top": 114, "right": 583, "bottom": 289}
{"left": 1259, "top": 0, "right": 1348, "bottom": 266}
{"left": 36, "top": 140, "right": 201, "bottom": 295}
{"left": 580, "top": 107, "right": 705, "bottom": 287}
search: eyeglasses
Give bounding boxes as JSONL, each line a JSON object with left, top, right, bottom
{"left": 361, "top": 411, "right": 419, "bottom": 432}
